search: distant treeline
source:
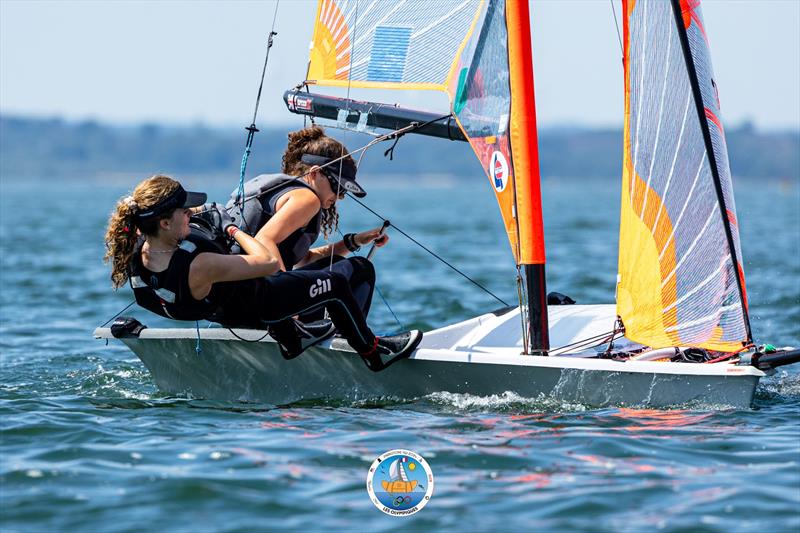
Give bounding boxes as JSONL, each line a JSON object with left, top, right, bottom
{"left": 1, "top": 115, "right": 797, "bottom": 182}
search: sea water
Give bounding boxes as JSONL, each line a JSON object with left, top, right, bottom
{"left": 1, "top": 177, "right": 798, "bottom": 531}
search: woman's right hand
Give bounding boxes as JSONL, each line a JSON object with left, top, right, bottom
{"left": 356, "top": 226, "right": 390, "bottom": 248}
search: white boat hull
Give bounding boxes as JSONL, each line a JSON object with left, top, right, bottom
{"left": 95, "top": 305, "right": 763, "bottom": 408}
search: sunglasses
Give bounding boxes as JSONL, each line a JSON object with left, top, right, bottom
{"left": 321, "top": 169, "right": 347, "bottom": 199}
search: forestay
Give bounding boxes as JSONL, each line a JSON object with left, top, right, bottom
{"left": 617, "top": 0, "right": 750, "bottom": 352}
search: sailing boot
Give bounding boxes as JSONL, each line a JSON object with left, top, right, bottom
{"left": 271, "top": 319, "right": 336, "bottom": 360}
{"left": 359, "top": 330, "right": 423, "bottom": 372}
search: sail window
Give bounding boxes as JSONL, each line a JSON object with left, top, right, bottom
{"left": 367, "top": 26, "right": 412, "bottom": 83}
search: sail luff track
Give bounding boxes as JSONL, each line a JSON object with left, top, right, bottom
{"left": 668, "top": 0, "right": 752, "bottom": 344}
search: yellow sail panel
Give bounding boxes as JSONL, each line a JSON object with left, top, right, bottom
{"left": 306, "top": 0, "right": 484, "bottom": 92}
{"left": 617, "top": 0, "right": 748, "bottom": 352}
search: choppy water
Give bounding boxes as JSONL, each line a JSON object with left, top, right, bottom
{"left": 1, "top": 177, "right": 798, "bottom": 531}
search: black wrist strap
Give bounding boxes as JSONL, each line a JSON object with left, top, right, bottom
{"left": 343, "top": 233, "right": 361, "bottom": 253}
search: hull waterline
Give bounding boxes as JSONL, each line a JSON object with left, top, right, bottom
{"left": 95, "top": 305, "right": 763, "bottom": 408}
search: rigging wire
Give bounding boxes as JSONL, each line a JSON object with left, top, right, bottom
{"left": 235, "top": 0, "right": 281, "bottom": 230}
{"left": 333, "top": 227, "right": 405, "bottom": 333}
{"left": 345, "top": 195, "right": 509, "bottom": 308}
{"left": 227, "top": 113, "right": 511, "bottom": 308}
{"left": 549, "top": 328, "right": 621, "bottom": 357}
{"left": 237, "top": 118, "right": 451, "bottom": 205}
{"left": 373, "top": 284, "right": 405, "bottom": 333}
{"left": 328, "top": 0, "right": 360, "bottom": 272}
{"left": 609, "top": 0, "right": 624, "bottom": 58}
{"left": 99, "top": 300, "right": 136, "bottom": 327}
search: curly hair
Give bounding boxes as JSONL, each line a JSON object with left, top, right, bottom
{"left": 282, "top": 125, "right": 354, "bottom": 239}
{"left": 103, "top": 175, "right": 181, "bottom": 289}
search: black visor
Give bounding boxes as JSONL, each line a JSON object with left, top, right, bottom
{"left": 134, "top": 184, "right": 207, "bottom": 222}
{"left": 301, "top": 153, "right": 366, "bottom": 198}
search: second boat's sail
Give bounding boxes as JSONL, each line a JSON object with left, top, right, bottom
{"left": 617, "top": 0, "right": 750, "bottom": 352}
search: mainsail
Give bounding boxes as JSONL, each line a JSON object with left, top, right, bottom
{"left": 305, "top": 0, "right": 548, "bottom": 351}
{"left": 617, "top": 0, "right": 751, "bottom": 352}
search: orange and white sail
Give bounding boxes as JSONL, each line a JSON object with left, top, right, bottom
{"left": 305, "top": 0, "right": 544, "bottom": 267}
{"left": 617, "top": 0, "right": 750, "bottom": 352}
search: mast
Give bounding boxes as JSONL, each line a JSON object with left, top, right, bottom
{"left": 506, "top": 0, "right": 548, "bottom": 354}
{"left": 669, "top": 0, "right": 753, "bottom": 344}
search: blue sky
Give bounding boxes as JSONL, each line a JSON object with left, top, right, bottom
{"left": 1, "top": 0, "right": 798, "bottom": 130}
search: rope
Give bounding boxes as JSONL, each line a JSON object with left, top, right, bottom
{"left": 195, "top": 320, "right": 202, "bottom": 355}
{"left": 345, "top": 196, "right": 510, "bottom": 308}
{"left": 334, "top": 227, "right": 405, "bottom": 331}
{"left": 226, "top": 327, "right": 271, "bottom": 343}
{"left": 374, "top": 285, "right": 405, "bottom": 333}
{"left": 236, "top": 116, "right": 452, "bottom": 207}
{"left": 549, "top": 328, "right": 621, "bottom": 357}
{"left": 99, "top": 300, "right": 136, "bottom": 327}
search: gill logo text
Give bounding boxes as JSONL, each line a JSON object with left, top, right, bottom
{"left": 309, "top": 278, "right": 332, "bottom": 298}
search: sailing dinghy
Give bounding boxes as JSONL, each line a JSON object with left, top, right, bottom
{"left": 95, "top": 0, "right": 799, "bottom": 408}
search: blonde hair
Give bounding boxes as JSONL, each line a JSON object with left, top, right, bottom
{"left": 104, "top": 175, "right": 181, "bottom": 288}
{"left": 282, "top": 125, "right": 354, "bottom": 238}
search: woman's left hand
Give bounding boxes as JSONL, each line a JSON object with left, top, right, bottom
{"left": 356, "top": 227, "right": 389, "bottom": 248}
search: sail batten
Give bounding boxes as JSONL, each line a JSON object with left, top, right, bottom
{"left": 617, "top": 0, "right": 750, "bottom": 352}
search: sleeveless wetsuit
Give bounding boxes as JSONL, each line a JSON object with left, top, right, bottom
{"left": 128, "top": 227, "right": 376, "bottom": 353}
{"left": 225, "top": 173, "right": 376, "bottom": 318}
{"left": 225, "top": 174, "right": 320, "bottom": 267}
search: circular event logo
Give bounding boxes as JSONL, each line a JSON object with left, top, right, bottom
{"left": 490, "top": 150, "right": 509, "bottom": 192}
{"left": 366, "top": 449, "right": 434, "bottom": 516}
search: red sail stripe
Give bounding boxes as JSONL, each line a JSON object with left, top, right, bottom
{"left": 704, "top": 107, "right": 724, "bottom": 133}
{"left": 680, "top": 0, "right": 709, "bottom": 43}
{"left": 738, "top": 264, "right": 748, "bottom": 310}
{"left": 727, "top": 209, "right": 738, "bottom": 227}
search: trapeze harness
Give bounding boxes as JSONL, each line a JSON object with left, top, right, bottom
{"left": 127, "top": 223, "right": 377, "bottom": 354}
{"left": 224, "top": 173, "right": 376, "bottom": 318}
{"left": 225, "top": 173, "right": 321, "bottom": 267}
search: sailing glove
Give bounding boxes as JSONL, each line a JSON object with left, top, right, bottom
{"left": 212, "top": 202, "right": 237, "bottom": 234}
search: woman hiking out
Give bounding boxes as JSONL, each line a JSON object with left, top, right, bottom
{"left": 225, "top": 126, "right": 385, "bottom": 320}
{"left": 104, "top": 174, "right": 422, "bottom": 372}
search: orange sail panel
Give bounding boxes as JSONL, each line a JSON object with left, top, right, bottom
{"left": 447, "top": 0, "right": 544, "bottom": 265}
{"left": 617, "top": 0, "right": 748, "bottom": 352}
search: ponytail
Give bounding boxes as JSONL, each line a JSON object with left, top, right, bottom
{"left": 282, "top": 125, "right": 353, "bottom": 239}
{"left": 103, "top": 175, "right": 180, "bottom": 288}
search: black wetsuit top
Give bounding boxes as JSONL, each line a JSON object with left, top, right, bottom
{"left": 225, "top": 174, "right": 321, "bottom": 268}
{"left": 127, "top": 226, "right": 376, "bottom": 352}
{"left": 128, "top": 229, "right": 261, "bottom": 327}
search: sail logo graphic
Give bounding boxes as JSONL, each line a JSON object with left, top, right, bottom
{"left": 366, "top": 449, "right": 434, "bottom": 516}
{"left": 308, "top": 278, "right": 331, "bottom": 298}
{"left": 490, "top": 151, "right": 509, "bottom": 192}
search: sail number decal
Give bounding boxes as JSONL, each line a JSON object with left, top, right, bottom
{"left": 490, "top": 150, "right": 509, "bottom": 192}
